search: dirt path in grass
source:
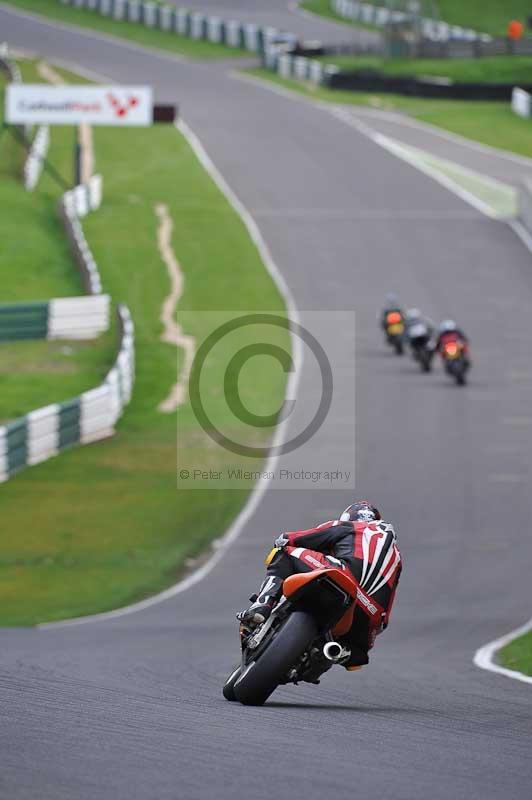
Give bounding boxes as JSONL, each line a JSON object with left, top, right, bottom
{"left": 37, "top": 60, "right": 93, "bottom": 181}
{"left": 154, "top": 202, "right": 196, "bottom": 413}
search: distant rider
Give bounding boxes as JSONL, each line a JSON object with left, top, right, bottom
{"left": 380, "top": 293, "right": 404, "bottom": 332}
{"left": 238, "top": 501, "right": 402, "bottom": 670}
{"left": 404, "top": 308, "right": 436, "bottom": 354}
{"left": 436, "top": 319, "right": 470, "bottom": 360}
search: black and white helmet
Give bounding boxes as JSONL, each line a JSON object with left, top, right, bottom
{"left": 340, "top": 500, "right": 381, "bottom": 523}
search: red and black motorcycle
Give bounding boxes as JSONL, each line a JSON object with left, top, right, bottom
{"left": 440, "top": 339, "right": 470, "bottom": 385}
{"left": 223, "top": 562, "right": 373, "bottom": 706}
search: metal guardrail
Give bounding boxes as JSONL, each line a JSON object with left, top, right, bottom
{"left": 0, "top": 296, "right": 111, "bottom": 342}
{"left": 59, "top": 175, "right": 104, "bottom": 295}
{"left": 331, "top": 0, "right": 484, "bottom": 42}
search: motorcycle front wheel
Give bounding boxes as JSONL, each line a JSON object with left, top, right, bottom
{"left": 234, "top": 612, "right": 317, "bottom": 706}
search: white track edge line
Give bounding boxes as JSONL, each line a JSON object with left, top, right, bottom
{"left": 38, "top": 118, "right": 302, "bottom": 629}
{"left": 348, "top": 105, "right": 532, "bottom": 169}
{"left": 473, "top": 617, "right": 532, "bottom": 685}
{"left": 510, "top": 218, "right": 532, "bottom": 255}
{"left": 329, "top": 107, "right": 499, "bottom": 218}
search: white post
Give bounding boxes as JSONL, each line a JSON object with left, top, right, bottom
{"left": 142, "top": 1, "right": 157, "bottom": 27}
{"left": 191, "top": 13, "right": 206, "bottom": 40}
{"left": 176, "top": 8, "right": 189, "bottom": 35}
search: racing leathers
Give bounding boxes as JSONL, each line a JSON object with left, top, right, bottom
{"left": 242, "top": 519, "right": 402, "bottom": 669}
{"left": 406, "top": 316, "right": 436, "bottom": 352}
{"left": 436, "top": 327, "right": 470, "bottom": 360}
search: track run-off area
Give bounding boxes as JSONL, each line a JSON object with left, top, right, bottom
{"left": 1, "top": 3, "right": 532, "bottom": 799}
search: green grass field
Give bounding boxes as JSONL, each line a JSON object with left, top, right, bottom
{"left": 500, "top": 631, "right": 532, "bottom": 676}
{"left": 318, "top": 55, "right": 532, "bottom": 84}
{"left": 302, "top": 0, "right": 532, "bottom": 37}
{"left": 246, "top": 69, "right": 532, "bottom": 160}
{"left": 0, "top": 63, "right": 116, "bottom": 421}
{"left": 0, "top": 61, "right": 288, "bottom": 626}
{"left": 2, "top": 0, "right": 247, "bottom": 59}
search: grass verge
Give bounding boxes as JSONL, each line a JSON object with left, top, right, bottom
{"left": 0, "top": 62, "right": 116, "bottom": 421}
{"left": 245, "top": 68, "right": 532, "bottom": 160}
{"left": 499, "top": 631, "right": 532, "bottom": 677}
{"left": 301, "top": 0, "right": 531, "bottom": 37}
{"left": 318, "top": 55, "right": 532, "bottom": 84}
{"left": 2, "top": 0, "right": 247, "bottom": 59}
{"left": 0, "top": 61, "right": 288, "bottom": 626}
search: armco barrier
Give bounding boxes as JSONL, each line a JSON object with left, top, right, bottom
{"left": 23, "top": 125, "right": 50, "bottom": 191}
{"left": 0, "top": 302, "right": 48, "bottom": 341}
{"left": 0, "top": 43, "right": 31, "bottom": 143}
{"left": 0, "top": 42, "right": 22, "bottom": 82}
{"left": 0, "top": 296, "right": 110, "bottom": 341}
{"left": 58, "top": 0, "right": 285, "bottom": 53}
{"left": 1, "top": 53, "right": 136, "bottom": 484}
{"left": 331, "top": 0, "right": 483, "bottom": 42}
{"left": 326, "top": 70, "right": 532, "bottom": 100}
{"left": 0, "top": 304, "right": 134, "bottom": 483}
{"left": 264, "top": 49, "right": 336, "bottom": 87}
{"left": 3, "top": 46, "right": 52, "bottom": 192}
{"left": 512, "top": 88, "right": 532, "bottom": 118}
{"left": 49, "top": 294, "right": 110, "bottom": 339}
{"left": 58, "top": 175, "right": 104, "bottom": 295}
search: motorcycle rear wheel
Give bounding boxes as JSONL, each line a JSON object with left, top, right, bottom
{"left": 234, "top": 612, "right": 317, "bottom": 706}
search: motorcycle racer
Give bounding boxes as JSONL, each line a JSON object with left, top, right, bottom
{"left": 436, "top": 319, "right": 470, "bottom": 357}
{"left": 405, "top": 308, "right": 436, "bottom": 348}
{"left": 379, "top": 293, "right": 404, "bottom": 331}
{"left": 238, "top": 501, "right": 402, "bottom": 669}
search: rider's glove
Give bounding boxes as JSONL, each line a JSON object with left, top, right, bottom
{"left": 274, "top": 533, "right": 289, "bottom": 548}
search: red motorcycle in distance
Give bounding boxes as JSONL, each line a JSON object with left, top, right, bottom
{"left": 440, "top": 339, "right": 470, "bottom": 385}
{"left": 383, "top": 310, "right": 405, "bottom": 355}
{"left": 223, "top": 563, "right": 370, "bottom": 706}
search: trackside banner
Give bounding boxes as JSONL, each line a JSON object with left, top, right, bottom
{"left": 5, "top": 85, "right": 153, "bottom": 126}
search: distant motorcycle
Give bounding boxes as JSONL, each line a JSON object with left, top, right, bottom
{"left": 223, "top": 564, "right": 369, "bottom": 706}
{"left": 440, "top": 339, "right": 469, "bottom": 385}
{"left": 407, "top": 322, "right": 434, "bottom": 372}
{"left": 383, "top": 310, "right": 405, "bottom": 355}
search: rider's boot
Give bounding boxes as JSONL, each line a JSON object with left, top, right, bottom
{"left": 237, "top": 575, "right": 283, "bottom": 629}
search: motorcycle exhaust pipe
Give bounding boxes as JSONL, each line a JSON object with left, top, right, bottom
{"left": 323, "top": 641, "right": 350, "bottom": 664}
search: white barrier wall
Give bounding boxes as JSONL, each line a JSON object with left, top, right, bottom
{"left": 331, "top": 0, "right": 482, "bottom": 41}
{"left": 60, "top": 175, "right": 105, "bottom": 294}
{"left": 0, "top": 305, "right": 135, "bottom": 482}
{"left": 23, "top": 125, "right": 50, "bottom": 191}
{"left": 48, "top": 294, "right": 110, "bottom": 339}
{"left": 512, "top": 88, "right": 532, "bottom": 118}
{"left": 58, "top": 0, "right": 278, "bottom": 53}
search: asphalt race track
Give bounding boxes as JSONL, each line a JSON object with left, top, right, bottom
{"left": 1, "top": 5, "right": 532, "bottom": 799}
